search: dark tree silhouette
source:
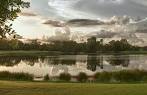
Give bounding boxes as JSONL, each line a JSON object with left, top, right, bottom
{"left": 0, "top": 0, "right": 30, "bottom": 38}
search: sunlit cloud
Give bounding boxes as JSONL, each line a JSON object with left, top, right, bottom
{"left": 12, "top": 0, "right": 147, "bottom": 46}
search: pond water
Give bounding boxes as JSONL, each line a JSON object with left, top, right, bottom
{"left": 0, "top": 55, "right": 147, "bottom": 77}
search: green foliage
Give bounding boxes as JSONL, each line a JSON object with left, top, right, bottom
{"left": 44, "top": 74, "right": 50, "bottom": 81}
{"left": 0, "top": 0, "right": 30, "bottom": 38}
{"left": 0, "top": 38, "right": 142, "bottom": 52}
{"left": 94, "top": 72, "right": 112, "bottom": 82}
{"left": 59, "top": 73, "right": 71, "bottom": 81}
{"left": 87, "top": 37, "right": 97, "bottom": 53}
{"left": 77, "top": 72, "right": 88, "bottom": 82}
{"left": 0, "top": 71, "right": 33, "bottom": 81}
{"left": 105, "top": 39, "right": 132, "bottom": 52}
{"left": 94, "top": 70, "right": 147, "bottom": 83}
{"left": 112, "top": 70, "right": 147, "bottom": 82}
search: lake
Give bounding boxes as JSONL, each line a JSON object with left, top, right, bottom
{"left": 0, "top": 54, "right": 147, "bottom": 77}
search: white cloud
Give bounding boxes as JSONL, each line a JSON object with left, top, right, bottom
{"left": 13, "top": 0, "right": 147, "bottom": 46}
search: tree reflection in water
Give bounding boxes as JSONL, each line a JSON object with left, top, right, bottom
{"left": 0, "top": 55, "right": 130, "bottom": 71}
{"left": 87, "top": 55, "right": 103, "bottom": 72}
{"left": 49, "top": 56, "right": 76, "bottom": 65}
{"left": 107, "top": 55, "right": 130, "bottom": 67}
{"left": 0, "top": 56, "right": 42, "bottom": 67}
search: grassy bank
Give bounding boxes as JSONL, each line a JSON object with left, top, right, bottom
{"left": 0, "top": 51, "right": 61, "bottom": 56}
{"left": 0, "top": 50, "right": 147, "bottom": 55}
{"left": 0, "top": 81, "right": 147, "bottom": 95}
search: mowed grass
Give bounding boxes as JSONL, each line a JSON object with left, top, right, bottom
{"left": 0, "top": 81, "right": 147, "bottom": 95}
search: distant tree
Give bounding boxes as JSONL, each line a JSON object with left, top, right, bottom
{"left": 96, "top": 39, "right": 104, "bottom": 52}
{"left": 0, "top": 0, "right": 30, "bottom": 38}
{"left": 30, "top": 39, "right": 40, "bottom": 50}
{"left": 9, "top": 39, "right": 19, "bottom": 50}
{"left": 108, "top": 39, "right": 131, "bottom": 52}
{"left": 87, "top": 37, "right": 97, "bottom": 53}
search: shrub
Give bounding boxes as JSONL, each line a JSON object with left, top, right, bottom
{"left": 77, "top": 72, "right": 88, "bottom": 82}
{"left": 59, "top": 73, "right": 71, "bottom": 81}
{"left": 112, "top": 70, "right": 147, "bottom": 82}
{"left": 94, "top": 70, "right": 147, "bottom": 83}
{"left": 0, "top": 71, "right": 33, "bottom": 81}
{"left": 95, "top": 72, "right": 112, "bottom": 82}
{"left": 44, "top": 74, "right": 50, "bottom": 81}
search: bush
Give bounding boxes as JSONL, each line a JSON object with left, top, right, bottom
{"left": 59, "top": 73, "right": 71, "bottom": 81}
{"left": 94, "top": 72, "right": 112, "bottom": 82}
{"left": 94, "top": 70, "right": 147, "bottom": 83}
{"left": 112, "top": 70, "right": 147, "bottom": 82}
{"left": 0, "top": 71, "right": 33, "bottom": 81}
{"left": 44, "top": 74, "right": 50, "bottom": 81}
{"left": 77, "top": 72, "right": 88, "bottom": 82}
{"left": 94, "top": 72, "right": 100, "bottom": 79}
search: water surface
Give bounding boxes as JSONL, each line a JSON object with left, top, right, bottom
{"left": 0, "top": 55, "right": 146, "bottom": 77}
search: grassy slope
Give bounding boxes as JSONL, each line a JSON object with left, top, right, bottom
{"left": 0, "top": 81, "right": 147, "bottom": 95}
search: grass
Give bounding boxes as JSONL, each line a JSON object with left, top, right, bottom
{"left": 0, "top": 51, "right": 61, "bottom": 56}
{"left": 0, "top": 81, "right": 147, "bottom": 95}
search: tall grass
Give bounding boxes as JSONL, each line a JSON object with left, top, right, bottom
{"left": 0, "top": 71, "right": 33, "bottom": 81}
{"left": 94, "top": 70, "right": 147, "bottom": 83}
{"left": 1, "top": 70, "right": 147, "bottom": 83}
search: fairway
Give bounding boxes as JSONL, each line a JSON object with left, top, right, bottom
{"left": 0, "top": 81, "right": 147, "bottom": 95}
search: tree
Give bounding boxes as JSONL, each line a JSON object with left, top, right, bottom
{"left": 77, "top": 72, "right": 88, "bottom": 82}
{"left": 108, "top": 39, "right": 131, "bottom": 52}
{"left": 0, "top": 0, "right": 30, "bottom": 38}
{"left": 44, "top": 74, "right": 50, "bottom": 81}
{"left": 59, "top": 73, "right": 71, "bottom": 81}
{"left": 87, "top": 37, "right": 97, "bottom": 53}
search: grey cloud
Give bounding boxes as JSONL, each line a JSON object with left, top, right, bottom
{"left": 74, "top": 0, "right": 147, "bottom": 18}
{"left": 47, "top": 0, "right": 147, "bottom": 19}
{"left": 86, "top": 30, "right": 117, "bottom": 38}
{"left": 43, "top": 20, "right": 65, "bottom": 27}
{"left": 66, "top": 19, "right": 104, "bottom": 27}
{"left": 118, "top": 32, "right": 145, "bottom": 44}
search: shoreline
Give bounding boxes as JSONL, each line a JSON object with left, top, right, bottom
{"left": 0, "top": 50, "right": 146, "bottom": 56}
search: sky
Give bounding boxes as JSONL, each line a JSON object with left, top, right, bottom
{"left": 12, "top": 0, "right": 147, "bottom": 45}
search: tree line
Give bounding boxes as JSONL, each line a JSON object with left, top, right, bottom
{"left": 0, "top": 37, "right": 144, "bottom": 53}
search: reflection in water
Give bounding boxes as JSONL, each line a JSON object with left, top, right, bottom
{"left": 107, "top": 55, "right": 130, "bottom": 67}
{"left": 0, "top": 56, "right": 40, "bottom": 67}
{"left": 87, "top": 55, "right": 103, "bottom": 72}
{"left": 0, "top": 55, "right": 147, "bottom": 77}
{"left": 49, "top": 56, "right": 76, "bottom": 65}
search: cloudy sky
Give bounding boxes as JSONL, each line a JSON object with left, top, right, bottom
{"left": 12, "top": 0, "right": 147, "bottom": 45}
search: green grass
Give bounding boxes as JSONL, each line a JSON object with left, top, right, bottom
{"left": 0, "top": 51, "right": 61, "bottom": 56}
{"left": 0, "top": 81, "right": 147, "bottom": 95}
